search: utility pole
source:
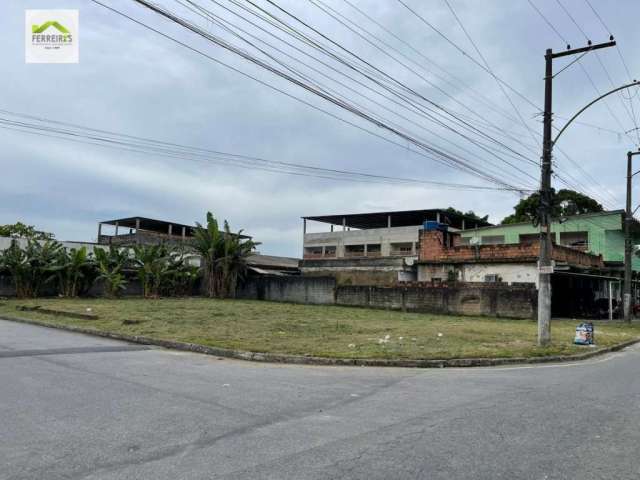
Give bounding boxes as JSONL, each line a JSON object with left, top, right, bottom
{"left": 624, "top": 150, "right": 640, "bottom": 322}
{"left": 538, "top": 40, "right": 616, "bottom": 346}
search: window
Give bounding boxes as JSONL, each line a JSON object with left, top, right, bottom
{"left": 560, "top": 231, "right": 588, "bottom": 250}
{"left": 367, "top": 244, "right": 381, "bottom": 257}
{"left": 481, "top": 235, "right": 505, "bottom": 245}
{"left": 304, "top": 247, "right": 323, "bottom": 258}
{"left": 324, "top": 246, "right": 336, "bottom": 257}
{"left": 345, "top": 244, "right": 365, "bottom": 257}
{"left": 519, "top": 233, "right": 539, "bottom": 244}
{"left": 390, "top": 242, "right": 414, "bottom": 256}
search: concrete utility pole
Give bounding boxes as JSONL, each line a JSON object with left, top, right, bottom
{"left": 624, "top": 150, "right": 640, "bottom": 322}
{"left": 537, "top": 40, "right": 616, "bottom": 346}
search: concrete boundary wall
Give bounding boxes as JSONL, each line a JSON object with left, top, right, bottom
{"left": 1, "top": 274, "right": 537, "bottom": 319}
{"left": 237, "top": 276, "right": 537, "bottom": 319}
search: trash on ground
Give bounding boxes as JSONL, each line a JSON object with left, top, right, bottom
{"left": 574, "top": 322, "right": 595, "bottom": 345}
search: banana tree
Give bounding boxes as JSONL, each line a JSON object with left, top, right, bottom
{"left": 132, "top": 243, "right": 172, "bottom": 298}
{"left": 219, "top": 221, "right": 260, "bottom": 298}
{"left": 0, "top": 239, "right": 64, "bottom": 297}
{"left": 52, "top": 247, "right": 97, "bottom": 297}
{"left": 94, "top": 246, "right": 130, "bottom": 298}
{"left": 192, "top": 212, "right": 259, "bottom": 298}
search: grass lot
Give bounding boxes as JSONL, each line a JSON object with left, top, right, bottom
{"left": 1, "top": 297, "right": 640, "bottom": 360}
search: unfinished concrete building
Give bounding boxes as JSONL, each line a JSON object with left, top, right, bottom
{"left": 300, "top": 209, "right": 490, "bottom": 285}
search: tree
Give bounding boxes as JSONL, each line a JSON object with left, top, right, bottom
{"left": 0, "top": 222, "right": 54, "bottom": 240}
{"left": 501, "top": 189, "right": 603, "bottom": 224}
{"left": 51, "top": 246, "right": 97, "bottom": 297}
{"left": 444, "top": 207, "right": 489, "bottom": 223}
{"left": 132, "top": 244, "right": 172, "bottom": 299}
{"left": 192, "top": 212, "right": 260, "bottom": 298}
{"left": 94, "top": 246, "right": 130, "bottom": 298}
{"left": 162, "top": 246, "right": 200, "bottom": 297}
{"left": 0, "top": 239, "right": 61, "bottom": 297}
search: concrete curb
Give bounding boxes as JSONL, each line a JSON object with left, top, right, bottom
{"left": 16, "top": 305, "right": 99, "bottom": 320}
{"left": 2, "top": 314, "right": 639, "bottom": 368}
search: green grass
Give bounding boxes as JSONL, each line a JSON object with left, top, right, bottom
{"left": 1, "top": 297, "right": 639, "bottom": 360}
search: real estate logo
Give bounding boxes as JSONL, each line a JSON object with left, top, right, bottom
{"left": 26, "top": 10, "right": 79, "bottom": 63}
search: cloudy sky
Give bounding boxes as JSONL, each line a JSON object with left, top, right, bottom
{"left": 2, "top": 0, "right": 640, "bottom": 256}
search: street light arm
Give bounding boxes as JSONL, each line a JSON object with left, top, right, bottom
{"left": 553, "top": 81, "right": 640, "bottom": 146}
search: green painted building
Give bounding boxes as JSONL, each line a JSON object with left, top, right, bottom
{"left": 459, "top": 210, "right": 640, "bottom": 272}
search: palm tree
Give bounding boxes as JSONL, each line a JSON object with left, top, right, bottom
{"left": 192, "top": 212, "right": 259, "bottom": 298}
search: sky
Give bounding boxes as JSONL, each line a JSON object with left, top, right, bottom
{"left": 2, "top": 0, "right": 640, "bottom": 257}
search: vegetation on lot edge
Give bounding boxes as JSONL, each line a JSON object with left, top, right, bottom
{"left": 1, "top": 298, "right": 639, "bottom": 360}
{"left": 0, "top": 212, "right": 256, "bottom": 300}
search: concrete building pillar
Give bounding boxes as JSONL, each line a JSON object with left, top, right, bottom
{"left": 381, "top": 241, "right": 391, "bottom": 257}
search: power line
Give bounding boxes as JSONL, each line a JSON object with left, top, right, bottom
{"left": 391, "top": 0, "right": 618, "bottom": 206}
{"left": 0, "top": 110, "right": 526, "bottom": 191}
{"left": 176, "top": 0, "right": 537, "bottom": 186}
{"left": 442, "top": 0, "right": 539, "bottom": 147}
{"left": 114, "top": 0, "right": 535, "bottom": 190}
{"left": 582, "top": 0, "right": 640, "bottom": 146}
{"left": 395, "top": 0, "right": 540, "bottom": 110}
{"left": 311, "top": 0, "right": 533, "bottom": 152}
{"left": 558, "top": 0, "right": 640, "bottom": 146}
{"left": 527, "top": 0, "right": 637, "bottom": 147}
{"left": 340, "top": 0, "right": 528, "bottom": 128}
{"left": 255, "top": 0, "right": 537, "bottom": 166}
{"left": 90, "top": 0, "right": 528, "bottom": 190}
{"left": 90, "top": 0, "right": 616, "bottom": 208}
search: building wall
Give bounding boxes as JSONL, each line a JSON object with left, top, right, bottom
{"left": 418, "top": 230, "right": 603, "bottom": 269}
{"left": 418, "top": 263, "right": 539, "bottom": 287}
{"left": 458, "top": 211, "right": 640, "bottom": 268}
{"left": 300, "top": 257, "right": 416, "bottom": 285}
{"left": 303, "top": 225, "right": 420, "bottom": 258}
{"left": 0, "top": 237, "right": 101, "bottom": 253}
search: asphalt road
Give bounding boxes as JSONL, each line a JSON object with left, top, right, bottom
{"left": 1, "top": 319, "right": 639, "bottom": 480}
